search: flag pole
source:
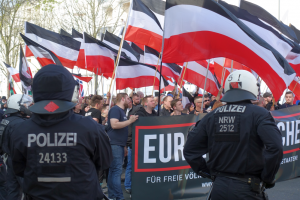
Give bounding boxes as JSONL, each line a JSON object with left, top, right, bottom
{"left": 158, "top": 0, "right": 168, "bottom": 116}
{"left": 216, "top": 59, "right": 226, "bottom": 101}
{"left": 200, "top": 60, "right": 210, "bottom": 112}
{"left": 178, "top": 62, "right": 188, "bottom": 98}
{"left": 152, "top": 53, "right": 161, "bottom": 96}
{"left": 292, "top": 77, "right": 299, "bottom": 93}
{"left": 230, "top": 59, "right": 233, "bottom": 73}
{"left": 108, "top": 0, "right": 132, "bottom": 93}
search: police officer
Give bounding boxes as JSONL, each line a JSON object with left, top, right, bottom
{"left": 0, "top": 94, "right": 32, "bottom": 200}
{"left": 184, "top": 70, "right": 283, "bottom": 200}
{"left": 10, "top": 64, "right": 113, "bottom": 200}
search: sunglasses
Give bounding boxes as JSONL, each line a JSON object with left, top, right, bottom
{"left": 204, "top": 100, "right": 210, "bottom": 102}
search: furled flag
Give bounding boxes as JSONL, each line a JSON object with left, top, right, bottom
{"left": 116, "top": 58, "right": 169, "bottom": 90}
{"left": 20, "top": 34, "right": 63, "bottom": 66}
{"left": 182, "top": 87, "right": 194, "bottom": 108}
{"left": 60, "top": 29, "right": 72, "bottom": 38}
{"left": 163, "top": 0, "right": 295, "bottom": 100}
{"left": 144, "top": 46, "right": 181, "bottom": 81}
{"left": 3, "top": 62, "right": 20, "bottom": 82}
{"left": 103, "top": 31, "right": 140, "bottom": 62}
{"left": 125, "top": 0, "right": 165, "bottom": 52}
{"left": 72, "top": 28, "right": 85, "bottom": 69}
{"left": 9, "top": 79, "right": 16, "bottom": 95}
{"left": 25, "top": 22, "right": 81, "bottom": 69}
{"left": 19, "top": 46, "right": 33, "bottom": 92}
{"left": 75, "top": 78, "right": 84, "bottom": 98}
{"left": 240, "top": 0, "right": 299, "bottom": 43}
{"left": 220, "top": 0, "right": 293, "bottom": 58}
{"left": 180, "top": 61, "right": 220, "bottom": 97}
{"left": 83, "top": 32, "right": 115, "bottom": 74}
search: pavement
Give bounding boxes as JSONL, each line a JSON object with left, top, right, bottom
{"left": 103, "top": 173, "right": 300, "bottom": 200}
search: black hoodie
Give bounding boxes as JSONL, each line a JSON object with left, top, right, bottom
{"left": 10, "top": 110, "right": 112, "bottom": 200}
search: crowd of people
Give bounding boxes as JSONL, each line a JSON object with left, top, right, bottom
{"left": 0, "top": 78, "right": 298, "bottom": 200}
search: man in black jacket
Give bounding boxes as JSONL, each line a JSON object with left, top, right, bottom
{"left": 0, "top": 94, "right": 32, "bottom": 200}
{"left": 159, "top": 95, "right": 173, "bottom": 116}
{"left": 125, "top": 96, "right": 157, "bottom": 194}
{"left": 10, "top": 64, "right": 112, "bottom": 200}
{"left": 184, "top": 70, "right": 283, "bottom": 200}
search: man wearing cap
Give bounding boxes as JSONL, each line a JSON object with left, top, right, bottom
{"left": 10, "top": 64, "right": 112, "bottom": 200}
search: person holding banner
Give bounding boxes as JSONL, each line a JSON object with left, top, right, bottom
{"left": 184, "top": 70, "right": 283, "bottom": 200}
{"left": 107, "top": 93, "right": 138, "bottom": 200}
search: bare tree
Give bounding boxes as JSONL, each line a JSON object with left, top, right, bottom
{"left": 61, "top": 0, "right": 129, "bottom": 38}
{"left": 0, "top": 0, "right": 57, "bottom": 96}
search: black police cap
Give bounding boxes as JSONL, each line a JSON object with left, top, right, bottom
{"left": 29, "top": 64, "right": 76, "bottom": 114}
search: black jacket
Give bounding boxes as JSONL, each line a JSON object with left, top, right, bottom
{"left": 127, "top": 106, "right": 157, "bottom": 148}
{"left": 159, "top": 107, "right": 172, "bottom": 116}
{"left": 183, "top": 101, "right": 283, "bottom": 184}
{"left": 135, "top": 107, "right": 157, "bottom": 117}
{"left": 1, "top": 113, "right": 27, "bottom": 155}
{"left": 0, "top": 109, "right": 4, "bottom": 121}
{"left": 10, "top": 110, "right": 112, "bottom": 200}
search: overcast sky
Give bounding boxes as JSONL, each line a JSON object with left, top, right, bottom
{"left": 224, "top": 0, "right": 300, "bottom": 31}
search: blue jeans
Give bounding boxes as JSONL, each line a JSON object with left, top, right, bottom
{"left": 108, "top": 145, "right": 124, "bottom": 200}
{"left": 124, "top": 147, "right": 132, "bottom": 190}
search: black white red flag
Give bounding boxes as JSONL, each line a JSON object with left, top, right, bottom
{"left": 72, "top": 28, "right": 85, "bottom": 69}
{"left": 289, "top": 24, "right": 300, "bottom": 41}
{"left": 3, "top": 62, "right": 20, "bottom": 82}
{"left": 21, "top": 34, "right": 63, "bottom": 67}
{"left": 163, "top": 0, "right": 295, "bottom": 100}
{"left": 181, "top": 61, "right": 220, "bottom": 97}
{"left": 144, "top": 46, "right": 181, "bottom": 81}
{"left": 19, "top": 46, "right": 33, "bottom": 91}
{"left": 182, "top": 87, "right": 194, "bottom": 108}
{"left": 131, "top": 42, "right": 144, "bottom": 63}
{"left": 83, "top": 32, "right": 115, "bottom": 74}
{"left": 125, "top": 0, "right": 165, "bottom": 52}
{"left": 240, "top": 0, "right": 299, "bottom": 43}
{"left": 60, "top": 29, "right": 72, "bottom": 38}
{"left": 25, "top": 22, "right": 81, "bottom": 69}
{"left": 103, "top": 31, "right": 140, "bottom": 62}
{"left": 116, "top": 58, "right": 169, "bottom": 90}
{"left": 220, "top": 1, "right": 293, "bottom": 58}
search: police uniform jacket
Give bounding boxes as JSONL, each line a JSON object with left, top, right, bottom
{"left": 1, "top": 113, "right": 27, "bottom": 155}
{"left": 183, "top": 101, "right": 283, "bottom": 184}
{"left": 10, "top": 111, "right": 113, "bottom": 200}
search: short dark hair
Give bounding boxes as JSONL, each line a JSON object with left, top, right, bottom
{"left": 171, "top": 99, "right": 181, "bottom": 109}
{"left": 285, "top": 91, "right": 294, "bottom": 97}
{"left": 116, "top": 93, "right": 128, "bottom": 103}
{"left": 182, "top": 108, "right": 189, "bottom": 114}
{"left": 204, "top": 94, "right": 210, "bottom": 98}
{"left": 263, "top": 92, "right": 272, "bottom": 98}
{"left": 132, "top": 93, "right": 139, "bottom": 98}
{"left": 142, "top": 95, "right": 153, "bottom": 106}
{"left": 90, "top": 95, "right": 103, "bottom": 107}
{"left": 101, "top": 104, "right": 109, "bottom": 111}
